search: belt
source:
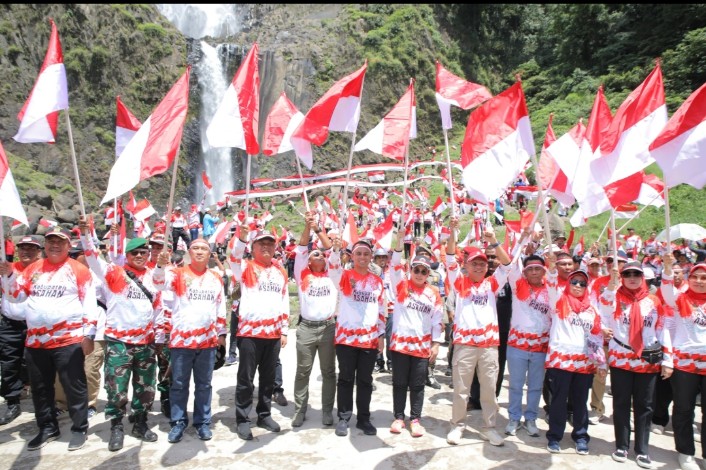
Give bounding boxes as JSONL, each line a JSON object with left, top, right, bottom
{"left": 612, "top": 336, "right": 660, "bottom": 353}
{"left": 299, "top": 317, "right": 335, "bottom": 327}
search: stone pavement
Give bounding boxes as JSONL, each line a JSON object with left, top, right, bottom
{"left": 0, "top": 329, "right": 700, "bottom": 470}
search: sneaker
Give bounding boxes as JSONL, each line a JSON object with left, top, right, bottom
{"left": 444, "top": 366, "right": 452, "bottom": 377}
{"left": 257, "top": 416, "right": 281, "bottom": 432}
{"left": 225, "top": 355, "right": 238, "bottom": 366}
{"left": 28, "top": 428, "right": 60, "bottom": 451}
{"left": 426, "top": 374, "right": 442, "bottom": 390}
{"left": 237, "top": 422, "right": 253, "bottom": 441}
{"left": 575, "top": 438, "right": 589, "bottom": 455}
{"left": 636, "top": 454, "right": 653, "bottom": 469}
{"left": 651, "top": 424, "right": 665, "bottom": 435}
{"left": 409, "top": 419, "right": 425, "bottom": 437}
{"left": 373, "top": 362, "right": 384, "bottom": 373}
{"left": 167, "top": 422, "right": 186, "bottom": 443}
{"left": 524, "top": 419, "right": 540, "bottom": 437}
{"left": 87, "top": 407, "right": 97, "bottom": 420}
{"left": 612, "top": 449, "right": 628, "bottom": 463}
{"left": 446, "top": 425, "right": 464, "bottom": 445}
{"left": 0, "top": 403, "right": 21, "bottom": 425}
{"left": 386, "top": 360, "right": 393, "bottom": 373}
{"left": 53, "top": 407, "right": 66, "bottom": 419}
{"left": 292, "top": 412, "right": 305, "bottom": 428}
{"left": 196, "top": 424, "right": 212, "bottom": 441}
{"left": 322, "top": 411, "right": 334, "bottom": 426}
{"left": 272, "top": 391, "right": 288, "bottom": 407}
{"left": 505, "top": 419, "right": 521, "bottom": 436}
{"left": 390, "top": 419, "right": 405, "bottom": 434}
{"left": 356, "top": 420, "right": 377, "bottom": 435}
{"left": 68, "top": 431, "right": 86, "bottom": 451}
{"left": 479, "top": 429, "right": 505, "bottom": 446}
{"left": 678, "top": 453, "right": 700, "bottom": 470}
{"left": 588, "top": 409, "right": 604, "bottom": 425}
{"left": 547, "top": 440, "right": 561, "bottom": 453}
{"left": 335, "top": 419, "right": 348, "bottom": 437}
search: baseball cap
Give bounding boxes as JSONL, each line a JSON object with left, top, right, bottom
{"left": 16, "top": 235, "right": 42, "bottom": 248}
{"left": 373, "top": 248, "right": 388, "bottom": 258}
{"left": 411, "top": 255, "right": 432, "bottom": 269}
{"left": 126, "top": 238, "right": 148, "bottom": 253}
{"left": 149, "top": 234, "right": 172, "bottom": 249}
{"left": 620, "top": 261, "right": 644, "bottom": 273}
{"left": 463, "top": 246, "right": 488, "bottom": 263}
{"left": 252, "top": 230, "right": 276, "bottom": 243}
{"left": 587, "top": 257, "right": 601, "bottom": 265}
{"left": 568, "top": 268, "right": 589, "bottom": 281}
{"left": 45, "top": 226, "right": 72, "bottom": 241}
{"left": 174, "top": 206, "right": 182, "bottom": 211}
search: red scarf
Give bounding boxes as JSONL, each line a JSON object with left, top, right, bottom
{"left": 616, "top": 283, "right": 650, "bottom": 356}
{"left": 556, "top": 274, "right": 591, "bottom": 319}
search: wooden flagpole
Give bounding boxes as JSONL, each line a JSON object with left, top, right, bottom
{"left": 614, "top": 193, "right": 664, "bottom": 234}
{"left": 441, "top": 128, "right": 457, "bottom": 217}
{"left": 664, "top": 186, "right": 672, "bottom": 252}
{"left": 244, "top": 154, "right": 252, "bottom": 220}
{"left": 65, "top": 111, "right": 86, "bottom": 218}
{"left": 295, "top": 156, "right": 311, "bottom": 212}
{"left": 528, "top": 151, "right": 553, "bottom": 249}
{"left": 163, "top": 144, "right": 182, "bottom": 253}
{"left": 595, "top": 217, "right": 612, "bottom": 246}
{"left": 400, "top": 148, "right": 410, "bottom": 247}
{"left": 340, "top": 74, "right": 367, "bottom": 230}
{"left": 113, "top": 198, "right": 119, "bottom": 257}
{"left": 610, "top": 209, "right": 618, "bottom": 258}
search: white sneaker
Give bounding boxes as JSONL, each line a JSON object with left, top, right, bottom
{"left": 505, "top": 419, "right": 521, "bottom": 436}
{"left": 588, "top": 409, "right": 604, "bottom": 425}
{"left": 479, "top": 428, "right": 505, "bottom": 446}
{"left": 694, "top": 423, "right": 701, "bottom": 443}
{"left": 446, "top": 425, "right": 464, "bottom": 445}
{"left": 651, "top": 424, "right": 665, "bottom": 435}
{"left": 678, "top": 453, "right": 700, "bottom": 470}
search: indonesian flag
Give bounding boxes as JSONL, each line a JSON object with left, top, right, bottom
{"left": 101, "top": 67, "right": 190, "bottom": 204}
{"left": 634, "top": 172, "right": 665, "bottom": 207}
{"left": 11, "top": 220, "right": 23, "bottom": 231}
{"left": 206, "top": 43, "right": 260, "bottom": 155}
{"left": 367, "top": 170, "right": 385, "bottom": 182}
{"left": 104, "top": 201, "right": 123, "bottom": 226}
{"left": 0, "top": 140, "right": 29, "bottom": 226}
{"left": 461, "top": 81, "right": 535, "bottom": 204}
{"left": 354, "top": 80, "right": 416, "bottom": 161}
{"left": 420, "top": 187, "right": 430, "bottom": 201}
{"left": 573, "top": 235, "right": 585, "bottom": 257}
{"left": 209, "top": 220, "right": 235, "bottom": 245}
{"left": 115, "top": 96, "right": 142, "bottom": 157}
{"left": 649, "top": 81, "right": 706, "bottom": 189}
{"left": 435, "top": 60, "right": 492, "bottom": 130}
{"left": 132, "top": 199, "right": 156, "bottom": 221}
{"left": 589, "top": 62, "right": 668, "bottom": 212}
{"left": 537, "top": 114, "right": 576, "bottom": 207}
{"left": 125, "top": 190, "right": 137, "bottom": 215}
{"left": 39, "top": 218, "right": 58, "bottom": 228}
{"left": 424, "top": 229, "right": 437, "bottom": 246}
{"left": 372, "top": 210, "right": 396, "bottom": 251}
{"left": 14, "top": 19, "right": 69, "bottom": 144}
{"left": 341, "top": 212, "right": 359, "bottom": 247}
{"left": 134, "top": 218, "right": 151, "bottom": 239}
{"left": 614, "top": 203, "right": 639, "bottom": 219}
{"left": 262, "top": 91, "right": 305, "bottom": 157}
{"left": 201, "top": 170, "right": 213, "bottom": 191}
{"left": 261, "top": 210, "right": 274, "bottom": 224}
{"left": 291, "top": 62, "right": 367, "bottom": 169}
{"left": 323, "top": 195, "right": 333, "bottom": 212}
{"left": 433, "top": 196, "right": 447, "bottom": 216}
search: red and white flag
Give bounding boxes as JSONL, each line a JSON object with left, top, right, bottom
{"left": 209, "top": 220, "right": 235, "bottom": 245}
{"left": 537, "top": 114, "right": 576, "bottom": 207}
{"left": 39, "top": 218, "right": 58, "bottom": 228}
{"left": 341, "top": 212, "right": 359, "bottom": 247}
{"left": 589, "top": 63, "right": 668, "bottom": 212}
{"left": 101, "top": 67, "right": 191, "bottom": 203}
{"left": 0, "top": 140, "right": 29, "bottom": 226}
{"left": 261, "top": 210, "right": 274, "bottom": 224}
{"left": 649, "top": 80, "right": 706, "bottom": 189}
{"left": 634, "top": 172, "right": 665, "bottom": 207}
{"left": 104, "top": 201, "right": 123, "bottom": 226}
{"left": 202, "top": 170, "right": 213, "bottom": 191}
{"left": 354, "top": 80, "right": 416, "bottom": 161}
{"left": 14, "top": 19, "right": 69, "bottom": 144}
{"left": 614, "top": 203, "right": 639, "bottom": 219}
{"left": 424, "top": 229, "right": 437, "bottom": 246}
{"left": 262, "top": 92, "right": 305, "bottom": 156}
{"left": 572, "top": 235, "right": 585, "bottom": 257}
{"left": 206, "top": 43, "right": 260, "bottom": 155}
{"left": 367, "top": 170, "right": 385, "bottom": 182}
{"left": 461, "top": 81, "right": 535, "bottom": 204}
{"left": 435, "top": 60, "right": 492, "bottom": 130}
{"left": 125, "top": 190, "right": 137, "bottom": 215}
{"left": 134, "top": 219, "right": 152, "bottom": 239}
{"left": 372, "top": 210, "right": 396, "bottom": 251}
{"left": 432, "top": 196, "right": 447, "bottom": 216}
{"left": 132, "top": 199, "right": 156, "bottom": 221}
{"left": 115, "top": 96, "right": 142, "bottom": 157}
{"left": 291, "top": 62, "right": 367, "bottom": 169}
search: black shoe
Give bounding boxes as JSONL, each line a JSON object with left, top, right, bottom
{"left": 444, "top": 367, "right": 452, "bottom": 377}
{"left": 373, "top": 362, "right": 384, "bottom": 373}
{"left": 335, "top": 419, "right": 348, "bottom": 437}
{"left": 356, "top": 420, "right": 377, "bottom": 435}
{"left": 132, "top": 414, "right": 158, "bottom": 442}
{"left": 273, "top": 391, "right": 288, "bottom": 407}
{"left": 386, "top": 360, "right": 393, "bottom": 373}
{"left": 68, "top": 431, "right": 86, "bottom": 451}
{"left": 0, "top": 403, "right": 21, "bottom": 425}
{"left": 256, "top": 416, "right": 281, "bottom": 432}
{"left": 237, "top": 422, "right": 253, "bottom": 441}
{"left": 109, "top": 420, "right": 124, "bottom": 452}
{"left": 426, "top": 374, "right": 442, "bottom": 390}
{"left": 28, "top": 428, "right": 60, "bottom": 451}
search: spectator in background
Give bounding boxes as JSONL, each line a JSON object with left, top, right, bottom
{"left": 170, "top": 207, "right": 190, "bottom": 252}
{"left": 202, "top": 208, "right": 219, "bottom": 241}
{"left": 187, "top": 204, "right": 201, "bottom": 242}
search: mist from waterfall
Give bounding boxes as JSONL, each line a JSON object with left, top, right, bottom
{"left": 156, "top": 4, "right": 239, "bottom": 206}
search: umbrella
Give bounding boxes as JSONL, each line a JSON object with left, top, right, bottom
{"left": 655, "top": 223, "right": 706, "bottom": 242}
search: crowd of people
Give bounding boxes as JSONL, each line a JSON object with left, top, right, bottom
{"left": 0, "top": 197, "right": 704, "bottom": 470}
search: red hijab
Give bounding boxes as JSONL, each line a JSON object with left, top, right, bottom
{"left": 615, "top": 277, "right": 650, "bottom": 356}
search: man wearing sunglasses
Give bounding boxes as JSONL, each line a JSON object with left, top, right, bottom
{"left": 444, "top": 216, "right": 511, "bottom": 447}
{"left": 78, "top": 217, "right": 161, "bottom": 451}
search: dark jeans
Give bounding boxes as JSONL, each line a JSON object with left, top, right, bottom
{"left": 25, "top": 344, "right": 88, "bottom": 433}
{"left": 228, "top": 310, "right": 239, "bottom": 358}
{"left": 671, "top": 368, "right": 706, "bottom": 458}
{"left": 652, "top": 375, "right": 672, "bottom": 427}
{"left": 335, "top": 344, "right": 377, "bottom": 423}
{"left": 0, "top": 316, "right": 27, "bottom": 403}
{"left": 169, "top": 347, "right": 215, "bottom": 427}
{"left": 172, "top": 227, "right": 190, "bottom": 250}
{"left": 390, "top": 351, "right": 428, "bottom": 420}
{"left": 546, "top": 368, "right": 592, "bottom": 444}
{"left": 610, "top": 366, "right": 657, "bottom": 456}
{"left": 236, "top": 337, "right": 280, "bottom": 424}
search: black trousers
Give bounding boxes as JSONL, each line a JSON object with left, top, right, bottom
{"left": 235, "top": 337, "right": 279, "bottom": 424}
{"left": 171, "top": 227, "right": 190, "bottom": 250}
{"left": 228, "top": 309, "right": 239, "bottom": 357}
{"left": 0, "top": 316, "right": 27, "bottom": 403}
{"left": 25, "top": 344, "right": 88, "bottom": 433}
{"left": 651, "top": 375, "right": 672, "bottom": 427}
{"left": 610, "top": 366, "right": 657, "bottom": 455}
{"left": 274, "top": 356, "right": 284, "bottom": 393}
{"left": 545, "top": 368, "right": 592, "bottom": 443}
{"left": 335, "top": 344, "right": 377, "bottom": 423}
{"left": 671, "top": 368, "right": 706, "bottom": 458}
{"left": 390, "top": 351, "right": 427, "bottom": 420}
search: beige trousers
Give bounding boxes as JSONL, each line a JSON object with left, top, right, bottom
{"left": 589, "top": 345, "right": 609, "bottom": 415}
{"left": 450, "top": 344, "right": 499, "bottom": 428}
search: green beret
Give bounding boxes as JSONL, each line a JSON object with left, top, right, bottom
{"left": 125, "top": 237, "right": 148, "bottom": 253}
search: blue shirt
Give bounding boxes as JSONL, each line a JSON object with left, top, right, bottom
{"left": 202, "top": 213, "right": 219, "bottom": 237}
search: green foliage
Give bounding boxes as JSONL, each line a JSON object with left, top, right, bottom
{"left": 137, "top": 23, "right": 167, "bottom": 39}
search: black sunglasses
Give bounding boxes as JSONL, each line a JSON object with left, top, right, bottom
{"left": 412, "top": 267, "right": 429, "bottom": 275}
{"left": 569, "top": 279, "right": 587, "bottom": 288}
{"left": 128, "top": 249, "right": 149, "bottom": 256}
{"left": 621, "top": 271, "right": 643, "bottom": 278}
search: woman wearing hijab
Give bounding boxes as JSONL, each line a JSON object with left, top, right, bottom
{"left": 660, "top": 255, "right": 705, "bottom": 470}
{"left": 387, "top": 233, "right": 444, "bottom": 437}
{"left": 601, "top": 261, "right": 672, "bottom": 469}
{"left": 544, "top": 253, "right": 607, "bottom": 456}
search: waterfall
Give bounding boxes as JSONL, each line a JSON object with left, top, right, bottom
{"left": 156, "top": 4, "right": 240, "bottom": 206}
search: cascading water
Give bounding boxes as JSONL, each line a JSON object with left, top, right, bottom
{"left": 156, "top": 4, "right": 240, "bottom": 206}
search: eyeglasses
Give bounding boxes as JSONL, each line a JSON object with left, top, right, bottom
{"left": 412, "top": 267, "right": 429, "bottom": 275}
{"left": 569, "top": 279, "right": 587, "bottom": 288}
{"left": 128, "top": 249, "right": 149, "bottom": 256}
{"left": 621, "top": 271, "right": 643, "bottom": 278}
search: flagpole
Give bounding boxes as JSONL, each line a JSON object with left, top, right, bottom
{"left": 610, "top": 210, "right": 619, "bottom": 260}
{"left": 340, "top": 74, "right": 367, "bottom": 230}
{"left": 163, "top": 144, "right": 182, "bottom": 253}
{"left": 65, "top": 111, "right": 86, "bottom": 217}
{"left": 113, "top": 198, "right": 118, "bottom": 257}
{"left": 664, "top": 186, "right": 672, "bottom": 252}
{"left": 442, "top": 128, "right": 457, "bottom": 217}
{"left": 595, "top": 217, "right": 612, "bottom": 246}
{"left": 400, "top": 148, "right": 410, "bottom": 250}
{"left": 528, "top": 151, "right": 553, "bottom": 249}
{"left": 614, "top": 193, "right": 664, "bottom": 234}
{"left": 510, "top": 193, "right": 545, "bottom": 265}
{"left": 244, "top": 154, "right": 252, "bottom": 220}
{"left": 295, "top": 155, "right": 311, "bottom": 212}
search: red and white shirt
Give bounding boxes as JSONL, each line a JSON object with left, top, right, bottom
{"left": 153, "top": 264, "right": 227, "bottom": 349}
{"left": 293, "top": 245, "right": 337, "bottom": 322}
{"left": 230, "top": 239, "right": 289, "bottom": 339}
{"left": 388, "top": 251, "right": 443, "bottom": 358}
{"left": 4, "top": 258, "right": 98, "bottom": 349}
{"left": 507, "top": 261, "right": 552, "bottom": 352}
{"left": 1, "top": 262, "right": 32, "bottom": 321}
